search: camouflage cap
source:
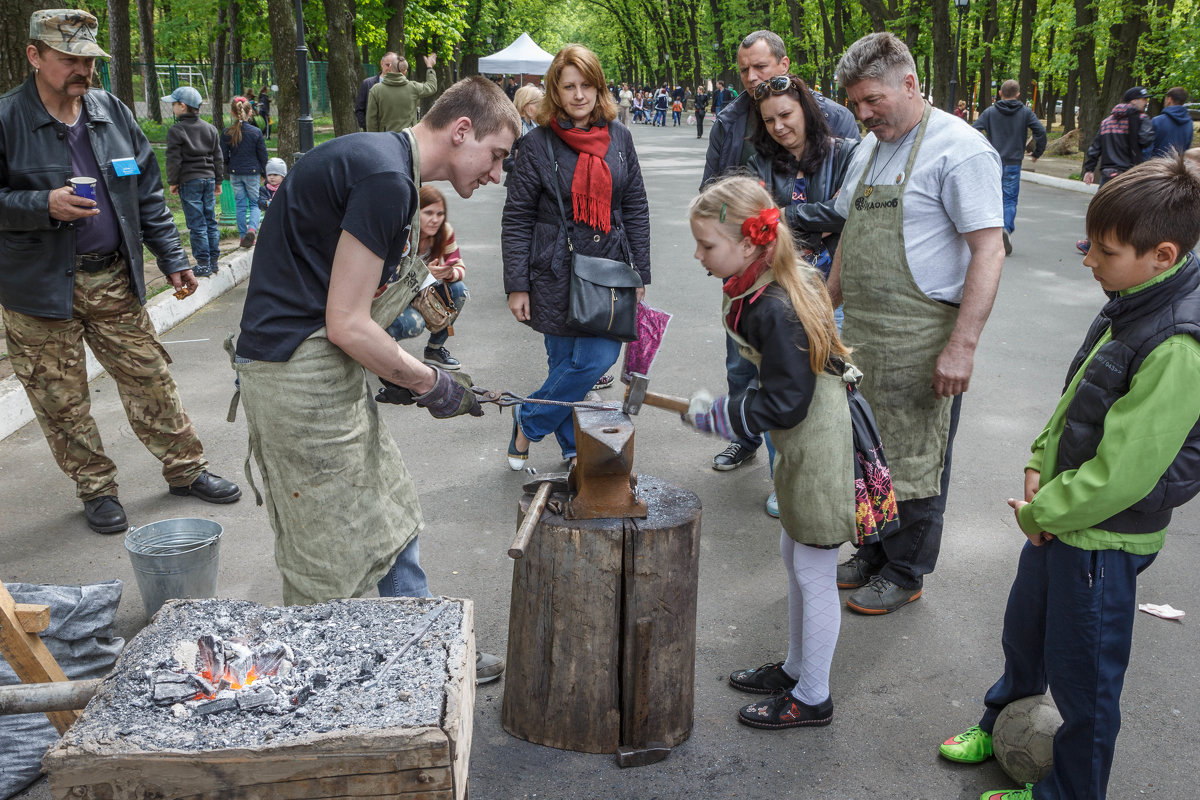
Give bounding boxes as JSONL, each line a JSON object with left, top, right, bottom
{"left": 29, "top": 9, "right": 110, "bottom": 58}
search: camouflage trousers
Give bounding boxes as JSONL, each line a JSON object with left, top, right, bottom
{"left": 3, "top": 258, "right": 208, "bottom": 500}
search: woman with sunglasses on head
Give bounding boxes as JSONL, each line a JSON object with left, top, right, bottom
{"left": 501, "top": 44, "right": 651, "bottom": 470}
{"left": 748, "top": 74, "right": 859, "bottom": 517}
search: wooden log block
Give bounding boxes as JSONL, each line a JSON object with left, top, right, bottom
{"left": 15, "top": 603, "right": 50, "bottom": 633}
{"left": 501, "top": 475, "right": 701, "bottom": 753}
{"left": 0, "top": 582, "right": 79, "bottom": 733}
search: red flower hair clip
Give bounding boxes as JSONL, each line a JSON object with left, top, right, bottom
{"left": 742, "top": 207, "right": 780, "bottom": 246}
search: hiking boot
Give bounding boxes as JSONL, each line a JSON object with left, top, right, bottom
{"left": 169, "top": 471, "right": 242, "bottom": 504}
{"left": 846, "top": 575, "right": 922, "bottom": 615}
{"left": 83, "top": 495, "right": 127, "bottom": 534}
{"left": 737, "top": 692, "right": 833, "bottom": 729}
{"left": 939, "top": 724, "right": 994, "bottom": 764}
{"left": 729, "top": 662, "right": 797, "bottom": 695}
{"left": 423, "top": 346, "right": 461, "bottom": 370}
{"left": 713, "top": 442, "right": 756, "bottom": 471}
{"left": 1002, "top": 230, "right": 1012, "bottom": 255}
{"left": 476, "top": 651, "right": 504, "bottom": 684}
{"left": 765, "top": 491, "right": 779, "bottom": 518}
{"left": 836, "top": 553, "right": 882, "bottom": 589}
{"left": 979, "top": 786, "right": 1033, "bottom": 800}
{"left": 192, "top": 263, "right": 215, "bottom": 278}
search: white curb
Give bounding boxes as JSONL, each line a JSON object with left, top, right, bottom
{"left": 0, "top": 249, "right": 253, "bottom": 442}
{"left": 1021, "top": 170, "right": 1099, "bottom": 196}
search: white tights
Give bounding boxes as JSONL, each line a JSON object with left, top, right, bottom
{"left": 779, "top": 532, "right": 841, "bottom": 706}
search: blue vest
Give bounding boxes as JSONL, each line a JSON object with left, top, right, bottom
{"left": 1056, "top": 253, "right": 1200, "bottom": 533}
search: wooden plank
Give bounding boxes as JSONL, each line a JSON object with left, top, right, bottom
{"left": 172, "top": 766, "right": 453, "bottom": 799}
{"left": 0, "top": 581, "right": 79, "bottom": 733}
{"left": 15, "top": 603, "right": 50, "bottom": 633}
{"left": 441, "top": 599, "right": 474, "bottom": 800}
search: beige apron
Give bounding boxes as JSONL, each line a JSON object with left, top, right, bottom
{"left": 229, "top": 130, "right": 429, "bottom": 606}
{"left": 723, "top": 273, "right": 856, "bottom": 547}
{"left": 839, "top": 105, "right": 958, "bottom": 501}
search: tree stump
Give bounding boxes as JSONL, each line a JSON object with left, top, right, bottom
{"left": 501, "top": 475, "right": 701, "bottom": 754}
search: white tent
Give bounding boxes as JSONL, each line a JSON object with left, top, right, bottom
{"left": 477, "top": 33, "right": 554, "bottom": 76}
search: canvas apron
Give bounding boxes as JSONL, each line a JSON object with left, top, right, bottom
{"left": 722, "top": 272, "right": 856, "bottom": 547}
{"left": 839, "top": 105, "right": 958, "bottom": 501}
{"left": 227, "top": 130, "right": 429, "bottom": 606}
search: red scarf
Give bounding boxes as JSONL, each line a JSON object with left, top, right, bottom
{"left": 723, "top": 256, "right": 770, "bottom": 333}
{"left": 550, "top": 119, "right": 612, "bottom": 233}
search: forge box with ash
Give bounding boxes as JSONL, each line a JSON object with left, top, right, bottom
{"left": 42, "top": 596, "right": 475, "bottom": 800}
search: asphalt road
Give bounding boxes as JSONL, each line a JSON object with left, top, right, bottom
{"left": 5, "top": 121, "right": 1197, "bottom": 800}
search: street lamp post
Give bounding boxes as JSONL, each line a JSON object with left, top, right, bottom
{"left": 293, "top": 0, "right": 314, "bottom": 157}
{"left": 948, "top": 0, "right": 970, "bottom": 113}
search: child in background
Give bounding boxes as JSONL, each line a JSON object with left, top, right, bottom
{"left": 937, "top": 156, "right": 1200, "bottom": 800}
{"left": 258, "top": 157, "right": 286, "bottom": 214}
{"left": 683, "top": 175, "right": 886, "bottom": 729}
{"left": 221, "top": 96, "right": 267, "bottom": 249}
{"left": 163, "top": 86, "right": 223, "bottom": 277}
{"left": 672, "top": 97, "right": 683, "bottom": 126}
{"left": 385, "top": 185, "right": 470, "bottom": 370}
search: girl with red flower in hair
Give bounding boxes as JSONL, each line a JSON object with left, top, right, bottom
{"left": 684, "top": 174, "right": 895, "bottom": 731}
{"left": 501, "top": 44, "right": 650, "bottom": 469}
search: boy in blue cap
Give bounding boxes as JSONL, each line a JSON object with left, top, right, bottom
{"left": 164, "top": 85, "right": 224, "bottom": 276}
{"left": 938, "top": 154, "right": 1200, "bottom": 800}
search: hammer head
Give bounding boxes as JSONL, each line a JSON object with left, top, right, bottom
{"left": 622, "top": 372, "right": 649, "bottom": 416}
{"left": 615, "top": 741, "right": 671, "bottom": 768}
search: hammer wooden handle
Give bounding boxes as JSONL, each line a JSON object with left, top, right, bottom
{"left": 642, "top": 391, "right": 690, "bottom": 415}
{"left": 509, "top": 481, "right": 553, "bottom": 560}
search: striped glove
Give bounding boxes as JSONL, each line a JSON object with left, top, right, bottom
{"left": 683, "top": 391, "right": 734, "bottom": 440}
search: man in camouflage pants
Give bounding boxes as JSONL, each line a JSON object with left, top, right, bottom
{"left": 0, "top": 9, "right": 240, "bottom": 534}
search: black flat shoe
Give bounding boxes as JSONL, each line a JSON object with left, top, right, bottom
{"left": 729, "top": 662, "right": 798, "bottom": 695}
{"left": 738, "top": 692, "right": 833, "bottom": 729}
{"left": 169, "top": 471, "right": 242, "bottom": 504}
{"left": 507, "top": 413, "right": 528, "bottom": 471}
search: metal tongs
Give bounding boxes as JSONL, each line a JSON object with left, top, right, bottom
{"left": 470, "top": 386, "right": 614, "bottom": 411}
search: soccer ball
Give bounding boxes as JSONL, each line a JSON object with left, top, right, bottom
{"left": 992, "top": 694, "right": 1062, "bottom": 784}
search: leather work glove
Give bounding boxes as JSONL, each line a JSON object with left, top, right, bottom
{"left": 415, "top": 368, "right": 485, "bottom": 419}
{"left": 376, "top": 378, "right": 417, "bottom": 405}
{"left": 682, "top": 390, "right": 734, "bottom": 440}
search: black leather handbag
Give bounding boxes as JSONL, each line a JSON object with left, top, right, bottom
{"left": 543, "top": 135, "right": 642, "bottom": 342}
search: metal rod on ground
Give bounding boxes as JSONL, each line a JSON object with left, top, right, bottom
{"left": 0, "top": 679, "right": 102, "bottom": 716}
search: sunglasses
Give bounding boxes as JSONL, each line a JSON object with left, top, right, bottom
{"left": 752, "top": 75, "right": 799, "bottom": 101}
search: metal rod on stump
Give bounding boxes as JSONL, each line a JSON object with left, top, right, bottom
{"left": 293, "top": 0, "right": 314, "bottom": 158}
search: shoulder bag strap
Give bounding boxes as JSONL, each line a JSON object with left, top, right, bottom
{"left": 541, "top": 131, "right": 575, "bottom": 252}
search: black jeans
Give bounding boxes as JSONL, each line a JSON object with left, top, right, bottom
{"left": 855, "top": 393, "right": 962, "bottom": 589}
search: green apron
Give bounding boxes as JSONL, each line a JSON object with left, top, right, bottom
{"left": 839, "top": 105, "right": 958, "bottom": 501}
{"left": 723, "top": 273, "right": 856, "bottom": 547}
{"left": 230, "top": 130, "right": 429, "bottom": 606}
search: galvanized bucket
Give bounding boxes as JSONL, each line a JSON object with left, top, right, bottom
{"left": 124, "top": 518, "right": 222, "bottom": 619}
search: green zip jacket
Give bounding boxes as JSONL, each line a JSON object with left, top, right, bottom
{"left": 366, "top": 70, "right": 438, "bottom": 133}
{"left": 1018, "top": 260, "right": 1200, "bottom": 553}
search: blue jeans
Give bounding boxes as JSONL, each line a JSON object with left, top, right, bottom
{"left": 854, "top": 393, "right": 962, "bottom": 589}
{"left": 179, "top": 178, "right": 220, "bottom": 266}
{"left": 229, "top": 173, "right": 262, "bottom": 236}
{"left": 518, "top": 334, "right": 621, "bottom": 459}
{"left": 376, "top": 535, "right": 432, "bottom": 597}
{"left": 385, "top": 281, "right": 468, "bottom": 348}
{"left": 1001, "top": 163, "right": 1022, "bottom": 233}
{"left": 979, "top": 539, "right": 1155, "bottom": 800}
{"left": 654, "top": 109, "right": 666, "bottom": 126}
{"left": 672, "top": 111, "right": 681, "bottom": 125}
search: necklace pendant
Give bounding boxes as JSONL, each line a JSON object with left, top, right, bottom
{"left": 863, "top": 186, "right": 873, "bottom": 198}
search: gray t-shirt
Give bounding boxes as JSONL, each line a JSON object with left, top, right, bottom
{"left": 835, "top": 107, "right": 1002, "bottom": 303}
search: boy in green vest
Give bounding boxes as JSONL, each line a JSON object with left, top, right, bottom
{"left": 937, "top": 154, "right": 1200, "bottom": 800}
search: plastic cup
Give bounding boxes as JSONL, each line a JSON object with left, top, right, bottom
{"left": 69, "top": 176, "right": 97, "bottom": 201}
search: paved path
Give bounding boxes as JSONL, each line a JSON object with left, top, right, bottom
{"left": 6, "top": 122, "right": 1197, "bottom": 800}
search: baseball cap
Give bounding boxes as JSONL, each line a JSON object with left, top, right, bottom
{"left": 29, "top": 9, "right": 110, "bottom": 58}
{"left": 265, "top": 158, "right": 288, "bottom": 177}
{"left": 162, "top": 86, "right": 204, "bottom": 109}
{"left": 1123, "top": 86, "right": 1150, "bottom": 102}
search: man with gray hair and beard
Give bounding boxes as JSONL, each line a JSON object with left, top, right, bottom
{"left": 828, "top": 32, "right": 1004, "bottom": 615}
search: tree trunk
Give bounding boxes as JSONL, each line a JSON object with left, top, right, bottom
{"left": 1, "top": 0, "right": 44, "bottom": 92}
{"left": 1099, "top": 0, "right": 1149, "bottom": 112}
{"left": 213, "top": 3, "right": 227, "bottom": 131}
{"left": 1018, "top": 0, "right": 1035, "bottom": 97}
{"left": 1072, "top": 0, "right": 1100, "bottom": 148}
{"left": 137, "top": 0, "right": 161, "bottom": 122}
{"left": 386, "top": 0, "right": 406, "bottom": 54}
{"left": 321, "top": 0, "right": 358, "bottom": 135}
{"left": 105, "top": 0, "right": 136, "bottom": 110}
{"left": 1062, "top": 67, "right": 1078, "bottom": 134}
{"left": 931, "top": 0, "right": 950, "bottom": 111}
{"left": 979, "top": 0, "right": 996, "bottom": 112}
{"left": 267, "top": 0, "right": 299, "bottom": 163}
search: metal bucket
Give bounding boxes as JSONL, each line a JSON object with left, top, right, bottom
{"left": 124, "top": 518, "right": 222, "bottom": 619}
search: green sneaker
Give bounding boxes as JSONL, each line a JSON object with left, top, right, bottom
{"left": 979, "top": 785, "right": 1033, "bottom": 800}
{"left": 939, "top": 724, "right": 993, "bottom": 763}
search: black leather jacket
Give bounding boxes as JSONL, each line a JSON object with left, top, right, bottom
{"left": 0, "top": 75, "right": 189, "bottom": 319}
{"left": 747, "top": 137, "right": 858, "bottom": 255}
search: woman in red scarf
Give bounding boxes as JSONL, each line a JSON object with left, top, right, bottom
{"left": 501, "top": 45, "right": 651, "bottom": 469}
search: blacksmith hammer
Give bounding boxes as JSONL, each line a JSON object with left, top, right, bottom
{"left": 508, "top": 472, "right": 569, "bottom": 559}
{"left": 622, "top": 372, "right": 690, "bottom": 417}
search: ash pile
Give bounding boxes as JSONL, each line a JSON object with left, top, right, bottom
{"left": 60, "top": 597, "right": 466, "bottom": 752}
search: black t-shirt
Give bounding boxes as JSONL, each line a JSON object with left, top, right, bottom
{"left": 236, "top": 132, "right": 418, "bottom": 361}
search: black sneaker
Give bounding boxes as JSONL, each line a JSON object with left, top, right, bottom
{"left": 738, "top": 692, "right": 833, "bottom": 729}
{"left": 729, "top": 662, "right": 798, "bottom": 695}
{"left": 836, "top": 553, "right": 882, "bottom": 589}
{"left": 423, "top": 347, "right": 461, "bottom": 370}
{"left": 240, "top": 230, "right": 256, "bottom": 248}
{"left": 713, "top": 442, "right": 756, "bottom": 471}
{"left": 1002, "top": 230, "right": 1013, "bottom": 255}
{"left": 192, "top": 264, "right": 214, "bottom": 278}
